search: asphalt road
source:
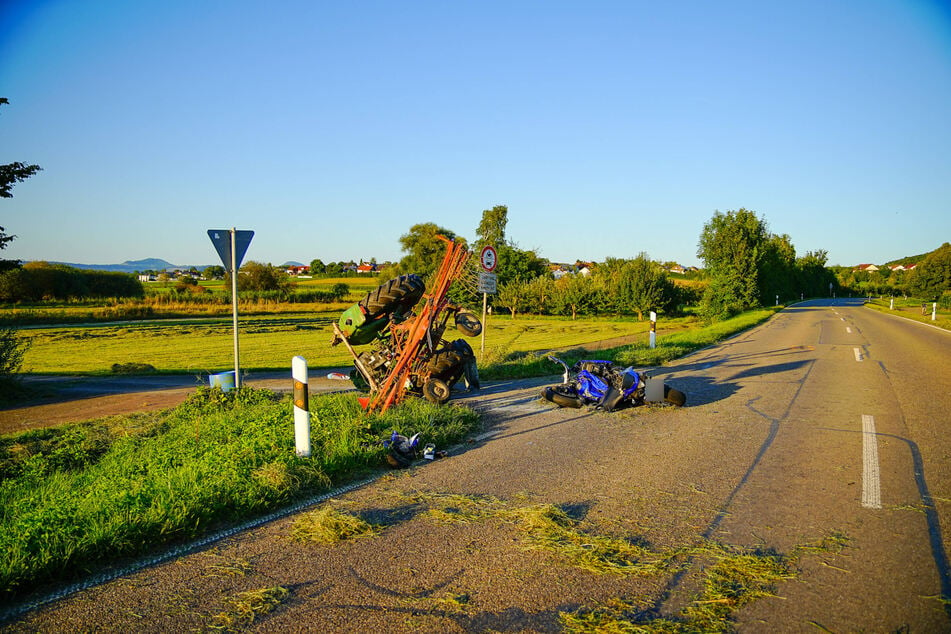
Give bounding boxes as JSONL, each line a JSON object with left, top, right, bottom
{"left": 7, "top": 299, "right": 951, "bottom": 632}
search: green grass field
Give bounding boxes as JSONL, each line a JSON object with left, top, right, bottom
{"left": 18, "top": 312, "right": 672, "bottom": 375}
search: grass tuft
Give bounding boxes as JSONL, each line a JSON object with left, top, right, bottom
{"left": 290, "top": 506, "right": 382, "bottom": 544}
{"left": 559, "top": 533, "right": 851, "bottom": 633}
{"left": 207, "top": 586, "right": 290, "bottom": 632}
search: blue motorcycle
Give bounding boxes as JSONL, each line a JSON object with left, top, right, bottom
{"left": 542, "top": 356, "right": 686, "bottom": 411}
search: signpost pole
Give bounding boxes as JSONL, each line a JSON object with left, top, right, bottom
{"left": 231, "top": 228, "right": 241, "bottom": 388}
{"left": 481, "top": 292, "right": 488, "bottom": 355}
{"left": 208, "top": 228, "right": 253, "bottom": 390}
{"left": 477, "top": 246, "right": 498, "bottom": 357}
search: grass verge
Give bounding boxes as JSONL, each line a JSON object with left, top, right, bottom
{"left": 864, "top": 298, "right": 951, "bottom": 331}
{"left": 0, "top": 387, "right": 479, "bottom": 600}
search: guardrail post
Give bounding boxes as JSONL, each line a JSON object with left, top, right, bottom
{"left": 292, "top": 356, "right": 311, "bottom": 457}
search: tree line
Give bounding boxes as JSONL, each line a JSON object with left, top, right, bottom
{"left": 833, "top": 242, "right": 951, "bottom": 305}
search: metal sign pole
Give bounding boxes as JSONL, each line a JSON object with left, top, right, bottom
{"left": 231, "top": 228, "right": 241, "bottom": 388}
{"left": 481, "top": 292, "right": 488, "bottom": 355}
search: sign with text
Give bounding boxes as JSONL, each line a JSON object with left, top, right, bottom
{"left": 477, "top": 271, "right": 497, "bottom": 294}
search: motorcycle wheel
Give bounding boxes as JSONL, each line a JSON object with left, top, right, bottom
{"left": 664, "top": 385, "right": 686, "bottom": 407}
{"left": 543, "top": 385, "right": 584, "bottom": 408}
{"left": 423, "top": 377, "right": 451, "bottom": 404}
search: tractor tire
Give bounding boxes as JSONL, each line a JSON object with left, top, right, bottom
{"left": 543, "top": 385, "right": 584, "bottom": 408}
{"left": 664, "top": 385, "right": 686, "bottom": 407}
{"left": 360, "top": 274, "right": 425, "bottom": 319}
{"left": 427, "top": 348, "right": 466, "bottom": 384}
{"left": 454, "top": 310, "right": 482, "bottom": 337}
{"left": 423, "top": 377, "right": 451, "bottom": 404}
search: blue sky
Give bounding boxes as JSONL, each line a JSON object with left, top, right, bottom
{"left": 1, "top": 1, "right": 949, "bottom": 269}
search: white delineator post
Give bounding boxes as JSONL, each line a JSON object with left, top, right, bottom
{"left": 649, "top": 311, "right": 657, "bottom": 349}
{"left": 292, "top": 356, "right": 311, "bottom": 457}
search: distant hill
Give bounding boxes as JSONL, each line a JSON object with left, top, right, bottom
{"left": 884, "top": 243, "right": 948, "bottom": 267}
{"left": 38, "top": 258, "right": 214, "bottom": 273}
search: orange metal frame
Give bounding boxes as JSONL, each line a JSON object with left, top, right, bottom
{"left": 366, "top": 236, "right": 470, "bottom": 413}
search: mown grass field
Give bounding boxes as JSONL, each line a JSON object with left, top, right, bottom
{"left": 17, "top": 311, "right": 670, "bottom": 375}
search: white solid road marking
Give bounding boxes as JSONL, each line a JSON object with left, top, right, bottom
{"left": 862, "top": 414, "right": 882, "bottom": 509}
{"left": 853, "top": 347, "right": 863, "bottom": 362}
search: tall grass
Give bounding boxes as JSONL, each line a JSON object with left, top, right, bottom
{"left": 0, "top": 387, "right": 479, "bottom": 599}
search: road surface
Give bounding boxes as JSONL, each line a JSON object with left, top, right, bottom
{"left": 6, "top": 299, "right": 951, "bottom": 631}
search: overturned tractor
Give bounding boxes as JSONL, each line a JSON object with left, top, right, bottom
{"left": 331, "top": 236, "right": 481, "bottom": 413}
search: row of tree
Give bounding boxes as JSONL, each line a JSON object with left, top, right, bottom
{"left": 0, "top": 262, "right": 145, "bottom": 302}
{"left": 492, "top": 254, "right": 700, "bottom": 320}
{"left": 696, "top": 208, "right": 838, "bottom": 320}
{"left": 833, "top": 243, "right": 951, "bottom": 302}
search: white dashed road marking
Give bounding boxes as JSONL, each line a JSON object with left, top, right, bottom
{"left": 862, "top": 414, "right": 882, "bottom": 509}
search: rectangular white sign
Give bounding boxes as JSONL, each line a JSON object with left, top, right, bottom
{"left": 477, "top": 271, "right": 497, "bottom": 294}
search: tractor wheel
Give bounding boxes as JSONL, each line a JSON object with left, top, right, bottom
{"left": 423, "top": 377, "right": 451, "bottom": 404}
{"left": 454, "top": 310, "right": 482, "bottom": 337}
{"left": 360, "top": 274, "right": 425, "bottom": 318}
{"left": 427, "top": 348, "right": 466, "bottom": 383}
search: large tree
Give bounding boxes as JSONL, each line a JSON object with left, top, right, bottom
{"left": 909, "top": 243, "right": 951, "bottom": 300}
{"left": 1, "top": 98, "right": 41, "bottom": 199}
{"left": 0, "top": 98, "right": 39, "bottom": 394}
{"left": 604, "top": 253, "right": 676, "bottom": 321}
{"left": 475, "top": 204, "right": 508, "bottom": 248}
{"left": 697, "top": 208, "right": 770, "bottom": 319}
{"left": 395, "top": 222, "right": 463, "bottom": 281}
{"left": 1, "top": 98, "right": 41, "bottom": 273}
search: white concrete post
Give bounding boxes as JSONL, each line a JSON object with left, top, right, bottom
{"left": 890, "top": 298, "right": 894, "bottom": 310}
{"left": 933, "top": 303, "right": 938, "bottom": 321}
{"left": 292, "top": 356, "right": 311, "bottom": 457}
{"left": 649, "top": 311, "right": 657, "bottom": 349}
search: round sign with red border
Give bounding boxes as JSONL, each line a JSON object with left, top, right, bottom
{"left": 480, "top": 246, "right": 498, "bottom": 272}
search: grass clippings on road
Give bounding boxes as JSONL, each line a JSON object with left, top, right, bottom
{"left": 281, "top": 494, "right": 852, "bottom": 634}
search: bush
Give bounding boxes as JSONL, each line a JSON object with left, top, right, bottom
{"left": 0, "top": 263, "right": 143, "bottom": 302}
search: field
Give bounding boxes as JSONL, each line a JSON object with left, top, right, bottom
{"left": 17, "top": 312, "right": 662, "bottom": 375}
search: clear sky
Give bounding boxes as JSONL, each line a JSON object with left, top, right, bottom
{"left": 1, "top": 0, "right": 949, "bottom": 269}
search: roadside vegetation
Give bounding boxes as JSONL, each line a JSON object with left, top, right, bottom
{"left": 0, "top": 387, "right": 479, "bottom": 599}
{"left": 864, "top": 296, "right": 951, "bottom": 330}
